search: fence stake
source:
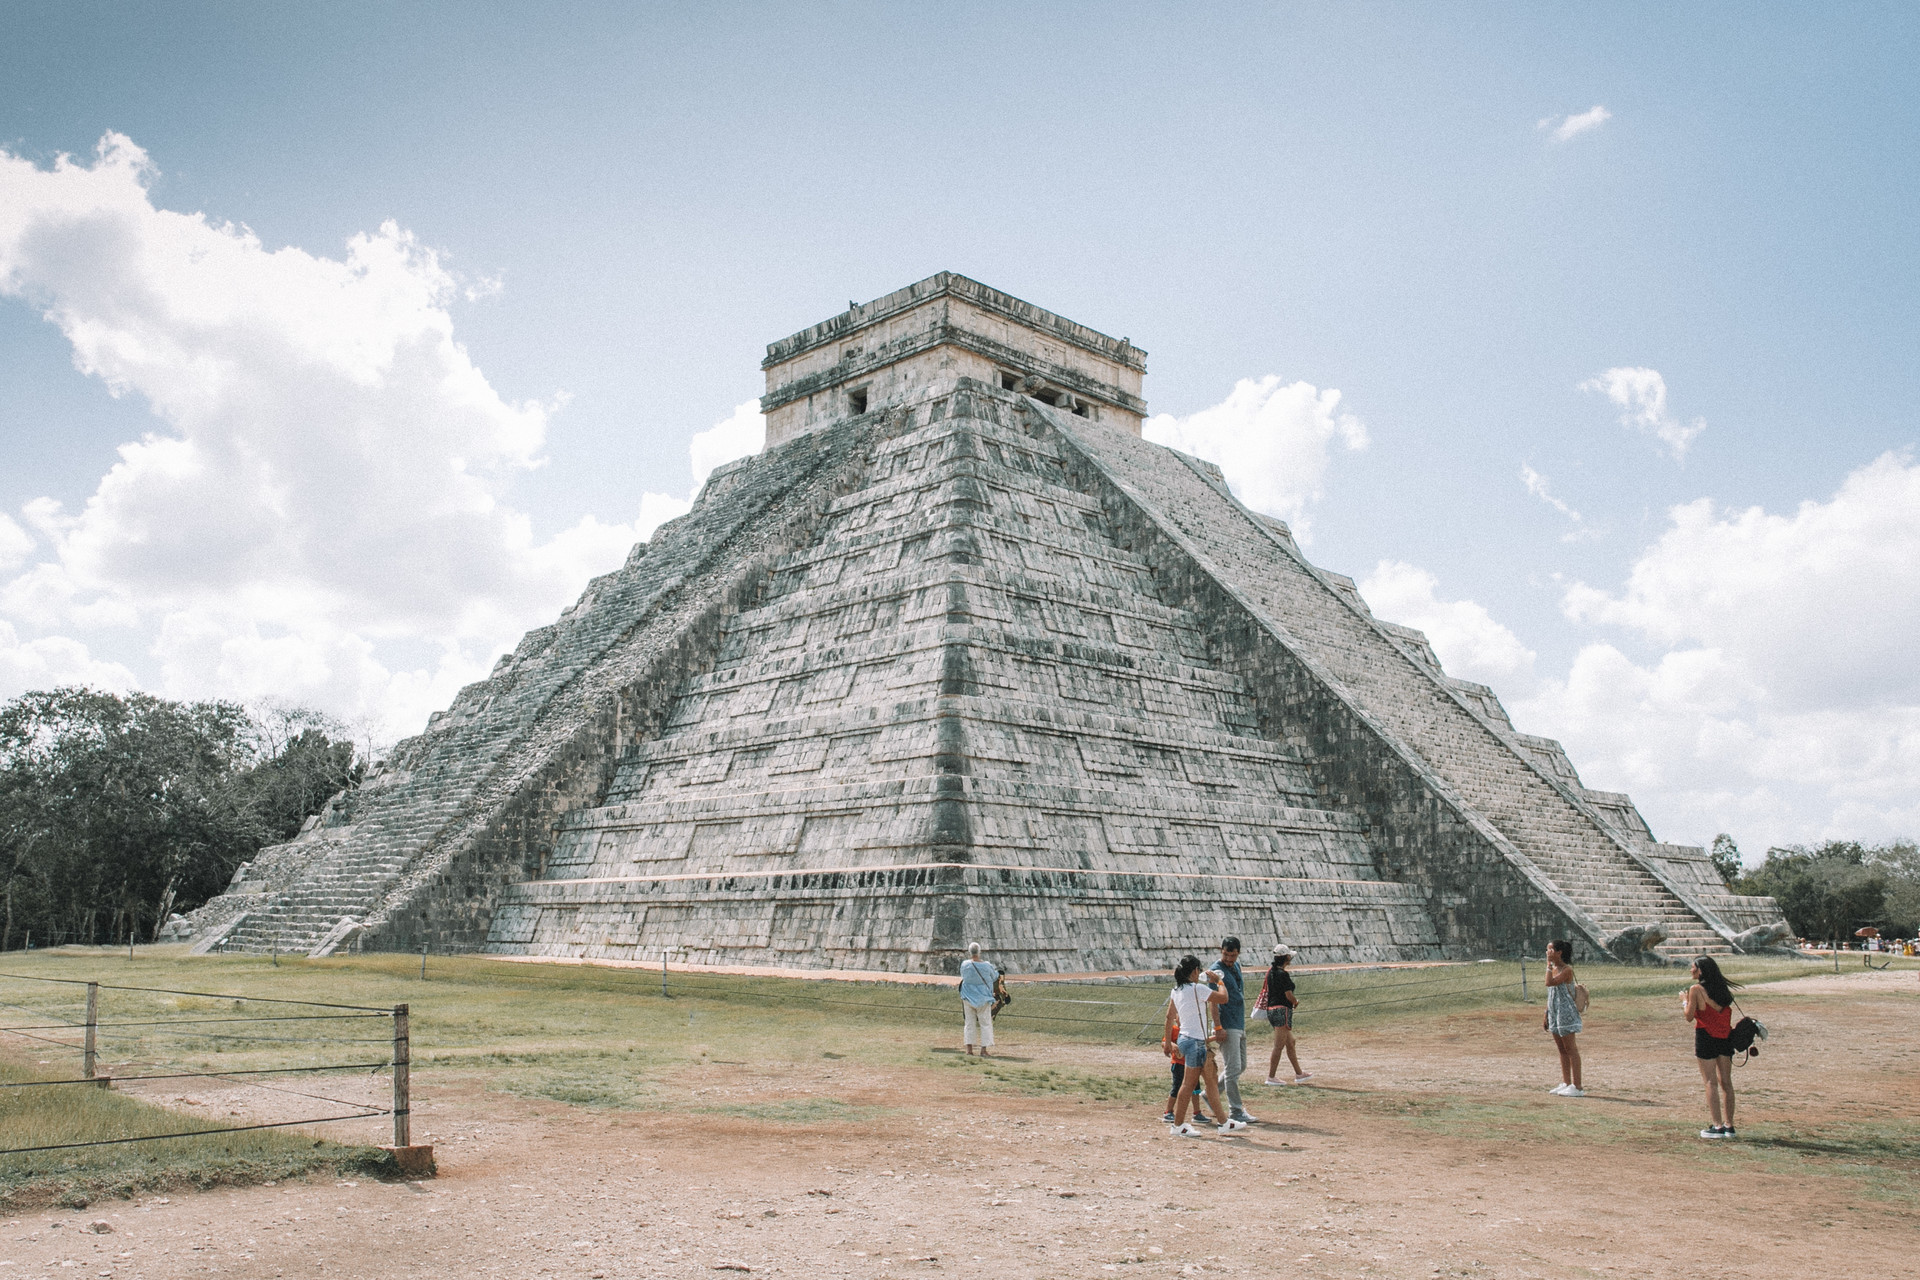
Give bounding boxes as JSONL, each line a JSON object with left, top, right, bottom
{"left": 392, "top": 1004, "right": 410, "bottom": 1148}
{"left": 1519, "top": 954, "right": 1528, "bottom": 1003}
{"left": 661, "top": 952, "right": 669, "bottom": 999}
{"left": 420, "top": 942, "right": 428, "bottom": 981}
{"left": 83, "top": 982, "right": 99, "bottom": 1079}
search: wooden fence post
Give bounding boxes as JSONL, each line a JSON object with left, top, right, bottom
{"left": 392, "top": 1003, "right": 410, "bottom": 1148}
{"left": 83, "top": 982, "right": 99, "bottom": 1080}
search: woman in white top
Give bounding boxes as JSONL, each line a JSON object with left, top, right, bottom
{"left": 1159, "top": 954, "right": 1243, "bottom": 1136}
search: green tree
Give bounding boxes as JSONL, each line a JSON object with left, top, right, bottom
{"left": 0, "top": 687, "right": 359, "bottom": 949}
{"left": 1737, "top": 841, "right": 1886, "bottom": 943}
{"left": 1709, "top": 833, "right": 1742, "bottom": 887}
{"left": 1866, "top": 840, "right": 1920, "bottom": 937}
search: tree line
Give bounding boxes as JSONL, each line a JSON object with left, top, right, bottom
{"left": 0, "top": 687, "right": 361, "bottom": 950}
{"left": 1717, "top": 833, "right": 1920, "bottom": 942}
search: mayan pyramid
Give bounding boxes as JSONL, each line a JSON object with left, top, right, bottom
{"left": 186, "top": 273, "right": 1785, "bottom": 971}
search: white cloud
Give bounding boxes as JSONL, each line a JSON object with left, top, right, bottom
{"left": 1353, "top": 453, "right": 1920, "bottom": 850}
{"left": 617, "top": 397, "right": 766, "bottom": 547}
{"left": 1580, "top": 366, "right": 1705, "bottom": 459}
{"left": 1516, "top": 450, "right": 1920, "bottom": 848}
{"left": 689, "top": 398, "right": 765, "bottom": 491}
{"left": 1359, "top": 560, "right": 1538, "bottom": 689}
{"left": 1561, "top": 450, "right": 1920, "bottom": 710}
{"left": 0, "top": 620, "right": 140, "bottom": 694}
{"left": 1538, "top": 105, "right": 1612, "bottom": 143}
{"left": 0, "top": 514, "right": 31, "bottom": 571}
{"left": 1144, "top": 375, "right": 1367, "bottom": 539}
{"left": 0, "top": 133, "right": 733, "bottom": 737}
{"left": 1519, "top": 464, "right": 1594, "bottom": 540}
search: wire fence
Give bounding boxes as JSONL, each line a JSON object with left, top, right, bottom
{"left": 0, "top": 952, "right": 1542, "bottom": 1160}
{"left": 0, "top": 972, "right": 413, "bottom": 1158}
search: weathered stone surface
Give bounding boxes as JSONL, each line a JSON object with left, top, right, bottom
{"left": 188, "top": 274, "right": 1786, "bottom": 971}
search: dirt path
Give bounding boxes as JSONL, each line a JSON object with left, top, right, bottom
{"left": 8, "top": 971, "right": 1915, "bottom": 1279}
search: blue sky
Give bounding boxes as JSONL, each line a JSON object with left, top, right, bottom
{"left": 1, "top": 2, "right": 1915, "bottom": 858}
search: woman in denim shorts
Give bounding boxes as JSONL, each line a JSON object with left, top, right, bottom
{"left": 1259, "top": 945, "right": 1310, "bottom": 1085}
{"left": 1160, "top": 954, "right": 1238, "bottom": 1135}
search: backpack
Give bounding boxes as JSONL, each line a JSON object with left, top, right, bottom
{"left": 1572, "top": 983, "right": 1590, "bottom": 1014}
{"left": 1729, "top": 1012, "right": 1766, "bottom": 1056}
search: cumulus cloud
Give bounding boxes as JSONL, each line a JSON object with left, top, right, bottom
{"left": 0, "top": 620, "right": 140, "bottom": 694}
{"left": 1144, "top": 375, "right": 1367, "bottom": 539}
{"left": 1516, "top": 450, "right": 1920, "bottom": 847}
{"left": 689, "top": 399, "right": 765, "bottom": 491}
{"left": 1353, "top": 454, "right": 1920, "bottom": 849}
{"left": 1580, "top": 366, "right": 1705, "bottom": 459}
{"left": 1538, "top": 105, "right": 1612, "bottom": 143}
{"left": 0, "top": 514, "right": 31, "bottom": 571}
{"left": 0, "top": 133, "right": 722, "bottom": 737}
{"left": 1359, "top": 560, "right": 1538, "bottom": 689}
{"left": 1561, "top": 450, "right": 1920, "bottom": 709}
{"left": 619, "top": 398, "right": 767, "bottom": 545}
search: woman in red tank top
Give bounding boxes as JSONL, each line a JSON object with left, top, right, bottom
{"left": 1682, "top": 956, "right": 1742, "bottom": 1139}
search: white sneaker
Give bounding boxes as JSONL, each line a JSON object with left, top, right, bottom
{"left": 1550, "top": 1084, "right": 1571, "bottom": 1095}
{"left": 1172, "top": 1124, "right": 1203, "bottom": 1138}
{"left": 1216, "top": 1119, "right": 1248, "bottom": 1134}
{"left": 1264, "top": 1077, "right": 1289, "bottom": 1086}
{"left": 1561, "top": 1087, "right": 1585, "bottom": 1098}
{"left": 1293, "top": 1073, "right": 1313, "bottom": 1083}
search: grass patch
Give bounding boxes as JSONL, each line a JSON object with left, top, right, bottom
{"left": 695, "top": 1099, "right": 888, "bottom": 1125}
{"left": 0, "top": 1060, "right": 393, "bottom": 1212}
{"left": 940, "top": 1056, "right": 1163, "bottom": 1103}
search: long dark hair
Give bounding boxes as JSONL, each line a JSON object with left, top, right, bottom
{"left": 1693, "top": 956, "right": 1740, "bottom": 1007}
{"left": 1174, "top": 954, "right": 1202, "bottom": 986}
{"left": 1266, "top": 952, "right": 1290, "bottom": 995}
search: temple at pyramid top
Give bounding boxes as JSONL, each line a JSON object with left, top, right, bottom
{"left": 760, "top": 272, "right": 1149, "bottom": 445}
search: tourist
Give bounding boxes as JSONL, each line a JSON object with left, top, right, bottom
{"left": 1159, "top": 1033, "right": 1223, "bottom": 1124}
{"left": 1159, "top": 1019, "right": 1225, "bottom": 1125}
{"left": 1683, "top": 955, "right": 1742, "bottom": 1139}
{"left": 959, "top": 942, "right": 998, "bottom": 1057}
{"left": 1162, "top": 954, "right": 1243, "bottom": 1136}
{"left": 1258, "top": 945, "right": 1310, "bottom": 1085}
{"left": 1543, "top": 939, "right": 1584, "bottom": 1097}
{"left": 1207, "top": 937, "right": 1258, "bottom": 1124}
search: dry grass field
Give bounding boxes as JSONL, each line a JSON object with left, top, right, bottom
{"left": 2, "top": 947, "right": 1915, "bottom": 1279}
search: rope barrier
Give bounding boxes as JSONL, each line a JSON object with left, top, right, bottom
{"left": 645, "top": 968, "right": 1521, "bottom": 1028}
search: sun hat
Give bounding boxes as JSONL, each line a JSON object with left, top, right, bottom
{"left": 1272, "top": 944, "right": 1296, "bottom": 959}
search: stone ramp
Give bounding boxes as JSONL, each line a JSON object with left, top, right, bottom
{"left": 1048, "top": 403, "right": 1734, "bottom": 959}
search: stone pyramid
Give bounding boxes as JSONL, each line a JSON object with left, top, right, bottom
{"left": 188, "top": 274, "right": 1785, "bottom": 971}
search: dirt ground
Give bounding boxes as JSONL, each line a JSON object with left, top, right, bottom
{"left": 6, "top": 969, "right": 1915, "bottom": 1280}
